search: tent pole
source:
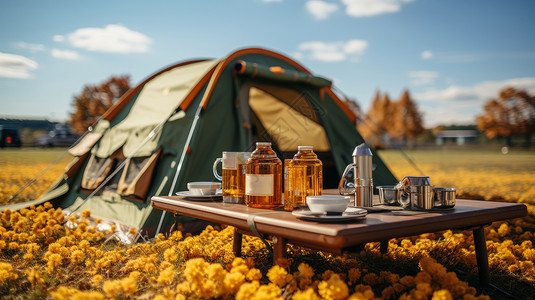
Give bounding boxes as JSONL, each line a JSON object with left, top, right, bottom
{"left": 154, "top": 102, "right": 204, "bottom": 238}
{"left": 155, "top": 60, "right": 226, "bottom": 238}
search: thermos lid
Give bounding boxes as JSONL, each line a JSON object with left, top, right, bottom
{"left": 352, "top": 143, "right": 372, "bottom": 156}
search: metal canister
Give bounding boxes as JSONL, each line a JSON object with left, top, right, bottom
{"left": 339, "top": 143, "right": 374, "bottom": 207}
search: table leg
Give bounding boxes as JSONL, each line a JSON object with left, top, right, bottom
{"left": 273, "top": 236, "right": 286, "bottom": 263}
{"left": 380, "top": 240, "right": 389, "bottom": 254}
{"left": 233, "top": 228, "right": 243, "bottom": 257}
{"left": 473, "top": 227, "right": 490, "bottom": 286}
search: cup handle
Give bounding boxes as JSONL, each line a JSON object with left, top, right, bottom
{"left": 338, "top": 163, "right": 356, "bottom": 195}
{"left": 213, "top": 158, "right": 223, "bottom": 181}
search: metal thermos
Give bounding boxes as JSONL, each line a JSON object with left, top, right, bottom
{"left": 339, "top": 143, "right": 374, "bottom": 207}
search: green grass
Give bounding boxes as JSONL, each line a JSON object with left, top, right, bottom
{"left": 378, "top": 149, "right": 535, "bottom": 175}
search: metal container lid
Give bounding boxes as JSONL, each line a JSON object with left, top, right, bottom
{"left": 352, "top": 143, "right": 372, "bottom": 156}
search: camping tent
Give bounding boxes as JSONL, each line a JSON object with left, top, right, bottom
{"left": 13, "top": 47, "right": 397, "bottom": 237}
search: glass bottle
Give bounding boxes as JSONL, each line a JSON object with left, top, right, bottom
{"left": 245, "top": 142, "right": 282, "bottom": 209}
{"left": 287, "top": 146, "right": 323, "bottom": 209}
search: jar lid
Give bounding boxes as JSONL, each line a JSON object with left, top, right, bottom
{"left": 298, "top": 146, "right": 313, "bottom": 151}
{"left": 256, "top": 142, "right": 272, "bottom": 147}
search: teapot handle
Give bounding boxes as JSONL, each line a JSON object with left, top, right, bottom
{"left": 338, "top": 163, "right": 356, "bottom": 195}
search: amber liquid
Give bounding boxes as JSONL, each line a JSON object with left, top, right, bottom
{"left": 222, "top": 168, "right": 240, "bottom": 197}
{"left": 288, "top": 148, "right": 323, "bottom": 208}
{"left": 245, "top": 145, "right": 282, "bottom": 209}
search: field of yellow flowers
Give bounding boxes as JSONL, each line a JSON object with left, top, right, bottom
{"left": 0, "top": 148, "right": 534, "bottom": 299}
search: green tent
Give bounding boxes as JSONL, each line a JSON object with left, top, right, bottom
{"left": 12, "top": 47, "right": 397, "bottom": 237}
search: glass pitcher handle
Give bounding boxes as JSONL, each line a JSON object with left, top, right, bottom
{"left": 338, "top": 163, "right": 356, "bottom": 195}
{"left": 212, "top": 158, "right": 223, "bottom": 181}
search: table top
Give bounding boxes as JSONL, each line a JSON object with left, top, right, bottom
{"left": 151, "top": 195, "right": 527, "bottom": 253}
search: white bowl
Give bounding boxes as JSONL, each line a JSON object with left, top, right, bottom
{"left": 306, "top": 195, "right": 351, "bottom": 213}
{"left": 187, "top": 181, "right": 221, "bottom": 195}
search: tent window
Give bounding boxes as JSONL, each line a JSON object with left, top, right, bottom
{"left": 102, "top": 158, "right": 125, "bottom": 192}
{"left": 248, "top": 84, "right": 331, "bottom": 152}
{"left": 81, "top": 149, "right": 124, "bottom": 192}
{"left": 117, "top": 148, "right": 161, "bottom": 201}
{"left": 81, "top": 155, "right": 115, "bottom": 190}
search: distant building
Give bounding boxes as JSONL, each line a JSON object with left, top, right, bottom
{"left": 435, "top": 130, "right": 478, "bottom": 145}
{"left": 0, "top": 117, "right": 57, "bottom": 131}
{"left": 0, "top": 117, "right": 64, "bottom": 146}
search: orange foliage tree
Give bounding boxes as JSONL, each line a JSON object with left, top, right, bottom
{"left": 390, "top": 89, "right": 425, "bottom": 140}
{"left": 69, "top": 75, "right": 131, "bottom": 135}
{"left": 476, "top": 87, "right": 535, "bottom": 147}
{"left": 359, "top": 89, "right": 424, "bottom": 144}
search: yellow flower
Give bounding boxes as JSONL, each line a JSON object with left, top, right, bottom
{"left": 0, "top": 262, "right": 18, "bottom": 282}
{"left": 71, "top": 249, "right": 85, "bottom": 264}
{"left": 156, "top": 266, "right": 175, "bottom": 285}
{"left": 267, "top": 265, "right": 289, "bottom": 287}
{"left": 246, "top": 268, "right": 262, "bottom": 282}
{"left": 224, "top": 271, "right": 245, "bottom": 293}
{"left": 46, "top": 253, "right": 62, "bottom": 273}
{"left": 102, "top": 273, "right": 138, "bottom": 298}
{"left": 318, "top": 274, "right": 349, "bottom": 300}
{"left": 254, "top": 283, "right": 283, "bottom": 300}
{"left": 25, "top": 268, "right": 44, "bottom": 286}
{"left": 50, "top": 287, "right": 105, "bottom": 300}
{"left": 92, "top": 274, "right": 103, "bottom": 286}
{"left": 236, "top": 281, "right": 260, "bottom": 300}
{"left": 298, "top": 263, "right": 315, "bottom": 279}
{"left": 81, "top": 209, "right": 91, "bottom": 218}
{"left": 293, "top": 287, "right": 322, "bottom": 300}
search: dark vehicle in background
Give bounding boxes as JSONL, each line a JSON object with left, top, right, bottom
{"left": 37, "top": 124, "right": 80, "bottom": 147}
{"left": 0, "top": 125, "right": 22, "bottom": 148}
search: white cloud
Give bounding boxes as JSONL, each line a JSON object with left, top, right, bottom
{"left": 16, "top": 42, "right": 45, "bottom": 52}
{"left": 420, "top": 104, "right": 477, "bottom": 127}
{"left": 421, "top": 51, "right": 495, "bottom": 63}
{"left": 297, "top": 39, "right": 368, "bottom": 62}
{"left": 415, "top": 78, "right": 535, "bottom": 103}
{"left": 421, "top": 50, "right": 433, "bottom": 60}
{"left": 408, "top": 71, "right": 439, "bottom": 86}
{"left": 342, "top": 0, "right": 414, "bottom": 17}
{"left": 343, "top": 39, "right": 368, "bottom": 55}
{"left": 59, "top": 24, "right": 151, "bottom": 54}
{"left": 306, "top": 1, "right": 339, "bottom": 20}
{"left": 0, "top": 52, "right": 38, "bottom": 79}
{"left": 414, "top": 77, "right": 535, "bottom": 127}
{"left": 53, "top": 35, "right": 65, "bottom": 42}
{"left": 51, "top": 49, "right": 80, "bottom": 60}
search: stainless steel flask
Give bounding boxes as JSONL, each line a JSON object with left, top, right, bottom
{"left": 339, "top": 143, "right": 374, "bottom": 207}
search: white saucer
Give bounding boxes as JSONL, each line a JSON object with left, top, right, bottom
{"left": 292, "top": 207, "right": 367, "bottom": 222}
{"left": 175, "top": 191, "right": 223, "bottom": 201}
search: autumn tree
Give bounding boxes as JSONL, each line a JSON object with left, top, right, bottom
{"left": 69, "top": 75, "right": 131, "bottom": 134}
{"left": 389, "top": 89, "right": 425, "bottom": 140}
{"left": 361, "top": 90, "right": 394, "bottom": 138}
{"left": 476, "top": 87, "right": 535, "bottom": 147}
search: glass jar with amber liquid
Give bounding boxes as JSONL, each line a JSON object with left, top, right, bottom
{"left": 245, "top": 142, "right": 282, "bottom": 209}
{"left": 285, "top": 146, "right": 322, "bottom": 210}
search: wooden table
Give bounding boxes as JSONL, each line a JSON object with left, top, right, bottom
{"left": 151, "top": 195, "right": 526, "bottom": 285}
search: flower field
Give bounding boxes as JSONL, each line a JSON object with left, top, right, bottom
{"left": 0, "top": 148, "right": 534, "bottom": 299}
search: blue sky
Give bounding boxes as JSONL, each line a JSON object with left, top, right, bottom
{"left": 1, "top": 0, "right": 534, "bottom": 127}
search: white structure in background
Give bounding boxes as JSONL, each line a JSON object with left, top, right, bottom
{"left": 435, "top": 130, "right": 478, "bottom": 146}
